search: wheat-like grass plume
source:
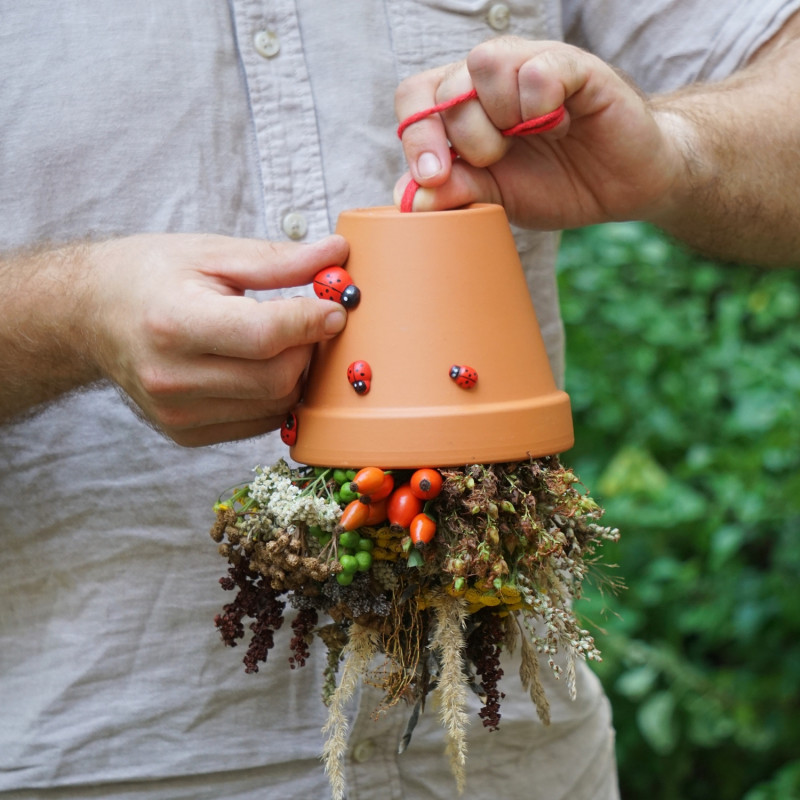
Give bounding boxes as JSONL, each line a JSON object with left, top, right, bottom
{"left": 322, "top": 623, "right": 379, "bottom": 800}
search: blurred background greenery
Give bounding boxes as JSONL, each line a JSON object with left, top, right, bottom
{"left": 557, "top": 223, "right": 800, "bottom": 800}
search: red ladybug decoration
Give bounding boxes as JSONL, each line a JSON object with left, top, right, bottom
{"left": 313, "top": 266, "right": 360, "bottom": 308}
{"left": 280, "top": 412, "right": 298, "bottom": 445}
{"left": 449, "top": 364, "right": 478, "bottom": 389}
{"left": 347, "top": 360, "right": 372, "bottom": 395}
{"left": 313, "top": 266, "right": 352, "bottom": 302}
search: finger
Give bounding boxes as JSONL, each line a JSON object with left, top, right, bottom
{"left": 193, "top": 233, "right": 349, "bottom": 293}
{"left": 514, "top": 44, "right": 627, "bottom": 125}
{"left": 140, "top": 344, "right": 313, "bottom": 403}
{"left": 143, "top": 365, "right": 304, "bottom": 437}
{"left": 171, "top": 417, "right": 289, "bottom": 448}
{"left": 159, "top": 294, "right": 347, "bottom": 360}
{"left": 466, "top": 38, "right": 527, "bottom": 131}
{"left": 395, "top": 66, "right": 458, "bottom": 186}
{"left": 153, "top": 389, "right": 300, "bottom": 436}
{"left": 518, "top": 51, "right": 580, "bottom": 122}
{"left": 202, "top": 345, "right": 312, "bottom": 400}
{"left": 394, "top": 161, "right": 503, "bottom": 212}
{"left": 434, "top": 63, "right": 509, "bottom": 168}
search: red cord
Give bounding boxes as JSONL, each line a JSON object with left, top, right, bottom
{"left": 397, "top": 88, "right": 565, "bottom": 212}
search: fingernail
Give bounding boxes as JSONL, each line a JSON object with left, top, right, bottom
{"left": 417, "top": 151, "right": 442, "bottom": 179}
{"left": 324, "top": 308, "right": 347, "bottom": 335}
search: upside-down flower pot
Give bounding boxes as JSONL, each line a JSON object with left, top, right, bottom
{"left": 291, "top": 203, "right": 573, "bottom": 467}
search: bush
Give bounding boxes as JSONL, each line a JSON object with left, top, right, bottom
{"left": 557, "top": 223, "right": 800, "bottom": 800}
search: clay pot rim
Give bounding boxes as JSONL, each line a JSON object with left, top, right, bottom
{"left": 341, "top": 202, "right": 497, "bottom": 218}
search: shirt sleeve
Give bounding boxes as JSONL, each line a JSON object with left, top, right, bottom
{"left": 561, "top": 0, "right": 800, "bottom": 93}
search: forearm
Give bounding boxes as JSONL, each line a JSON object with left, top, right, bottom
{"left": 647, "top": 19, "right": 800, "bottom": 266}
{"left": 0, "top": 242, "right": 103, "bottom": 421}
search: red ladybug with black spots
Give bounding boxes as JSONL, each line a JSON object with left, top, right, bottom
{"left": 313, "top": 266, "right": 361, "bottom": 309}
{"left": 347, "top": 360, "right": 372, "bottom": 394}
{"left": 449, "top": 364, "right": 478, "bottom": 389}
{"left": 280, "top": 412, "right": 298, "bottom": 445}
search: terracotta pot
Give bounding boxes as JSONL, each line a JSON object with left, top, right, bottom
{"left": 290, "top": 203, "right": 573, "bottom": 467}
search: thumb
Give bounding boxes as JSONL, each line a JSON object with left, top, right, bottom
{"left": 393, "top": 162, "right": 501, "bottom": 212}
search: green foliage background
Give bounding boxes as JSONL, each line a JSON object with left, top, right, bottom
{"left": 557, "top": 223, "right": 800, "bottom": 800}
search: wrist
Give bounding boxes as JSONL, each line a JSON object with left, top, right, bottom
{"left": 639, "top": 106, "right": 716, "bottom": 231}
{"left": 0, "top": 241, "right": 105, "bottom": 419}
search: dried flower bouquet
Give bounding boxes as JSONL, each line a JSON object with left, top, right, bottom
{"left": 210, "top": 456, "right": 618, "bottom": 798}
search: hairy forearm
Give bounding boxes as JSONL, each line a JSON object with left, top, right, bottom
{"left": 647, "top": 21, "right": 800, "bottom": 266}
{"left": 0, "top": 242, "right": 103, "bottom": 421}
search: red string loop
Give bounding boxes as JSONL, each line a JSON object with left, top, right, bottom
{"left": 397, "top": 88, "right": 565, "bottom": 212}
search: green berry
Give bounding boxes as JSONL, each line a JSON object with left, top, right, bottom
{"left": 339, "top": 483, "right": 358, "bottom": 503}
{"left": 339, "top": 554, "right": 358, "bottom": 574}
{"left": 357, "top": 537, "right": 374, "bottom": 552}
{"left": 338, "top": 531, "right": 360, "bottom": 550}
{"left": 333, "top": 469, "right": 348, "bottom": 486}
{"left": 336, "top": 571, "right": 354, "bottom": 586}
{"left": 355, "top": 551, "right": 373, "bottom": 572}
{"left": 345, "top": 470, "right": 357, "bottom": 481}
{"left": 308, "top": 525, "right": 324, "bottom": 538}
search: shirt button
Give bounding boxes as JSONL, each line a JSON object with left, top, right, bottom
{"left": 487, "top": 3, "right": 511, "bottom": 31}
{"left": 351, "top": 739, "right": 376, "bottom": 763}
{"left": 254, "top": 30, "right": 280, "bottom": 59}
{"left": 282, "top": 211, "right": 308, "bottom": 240}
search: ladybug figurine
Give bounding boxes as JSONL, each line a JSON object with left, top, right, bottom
{"left": 280, "top": 411, "right": 298, "bottom": 445}
{"left": 313, "top": 266, "right": 360, "bottom": 309}
{"left": 347, "top": 360, "right": 372, "bottom": 395}
{"left": 449, "top": 364, "right": 478, "bottom": 389}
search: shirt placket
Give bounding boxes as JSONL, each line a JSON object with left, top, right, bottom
{"left": 230, "top": 0, "right": 330, "bottom": 243}
{"left": 344, "top": 682, "right": 408, "bottom": 800}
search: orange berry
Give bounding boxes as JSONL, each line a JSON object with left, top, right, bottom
{"left": 410, "top": 468, "right": 443, "bottom": 500}
{"left": 387, "top": 485, "right": 423, "bottom": 530}
{"left": 338, "top": 499, "right": 370, "bottom": 531}
{"left": 350, "top": 467, "right": 386, "bottom": 496}
{"left": 409, "top": 513, "right": 436, "bottom": 546}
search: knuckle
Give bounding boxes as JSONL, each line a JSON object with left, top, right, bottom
{"left": 151, "top": 402, "right": 195, "bottom": 431}
{"left": 170, "top": 428, "right": 207, "bottom": 448}
{"left": 251, "top": 320, "right": 283, "bottom": 359}
{"left": 466, "top": 42, "right": 495, "bottom": 76}
{"left": 274, "top": 370, "right": 301, "bottom": 400}
{"left": 137, "top": 364, "right": 180, "bottom": 398}
{"left": 467, "top": 140, "right": 507, "bottom": 168}
{"left": 264, "top": 354, "right": 306, "bottom": 400}
{"left": 394, "top": 78, "right": 415, "bottom": 109}
{"left": 142, "top": 307, "right": 184, "bottom": 352}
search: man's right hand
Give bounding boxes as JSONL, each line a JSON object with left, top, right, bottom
{"left": 0, "top": 233, "right": 349, "bottom": 446}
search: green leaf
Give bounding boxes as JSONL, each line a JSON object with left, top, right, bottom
{"left": 615, "top": 665, "right": 659, "bottom": 700}
{"left": 597, "top": 446, "right": 669, "bottom": 498}
{"left": 636, "top": 690, "right": 678, "bottom": 755}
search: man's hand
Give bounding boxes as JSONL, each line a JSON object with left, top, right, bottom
{"left": 0, "top": 233, "right": 349, "bottom": 446}
{"left": 395, "top": 24, "right": 800, "bottom": 266}
{"left": 394, "top": 37, "right": 685, "bottom": 230}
